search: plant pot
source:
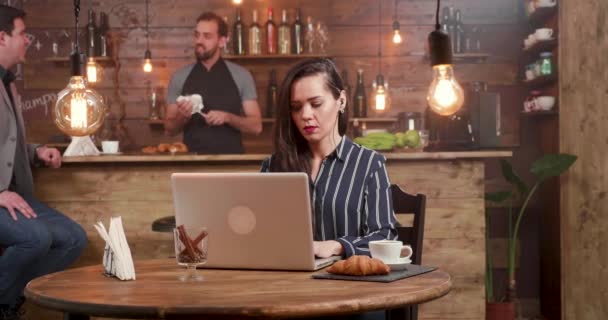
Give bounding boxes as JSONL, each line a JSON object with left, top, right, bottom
{"left": 486, "top": 302, "right": 515, "bottom": 320}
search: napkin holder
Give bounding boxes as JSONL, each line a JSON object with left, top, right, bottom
{"left": 94, "top": 216, "right": 136, "bottom": 281}
{"left": 63, "top": 136, "right": 100, "bottom": 157}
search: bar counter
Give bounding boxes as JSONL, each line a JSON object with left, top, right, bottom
{"left": 33, "top": 150, "right": 511, "bottom": 320}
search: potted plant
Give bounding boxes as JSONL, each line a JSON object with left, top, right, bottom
{"left": 485, "top": 154, "right": 577, "bottom": 320}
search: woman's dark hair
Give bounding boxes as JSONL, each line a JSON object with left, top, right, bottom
{"left": 270, "top": 58, "right": 348, "bottom": 173}
{"left": 196, "top": 12, "right": 228, "bottom": 38}
{"left": 0, "top": 5, "right": 25, "bottom": 35}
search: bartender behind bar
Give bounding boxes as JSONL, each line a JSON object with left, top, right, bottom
{"left": 165, "top": 12, "right": 262, "bottom": 154}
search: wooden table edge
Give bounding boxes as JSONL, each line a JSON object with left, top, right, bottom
{"left": 24, "top": 267, "right": 452, "bottom": 319}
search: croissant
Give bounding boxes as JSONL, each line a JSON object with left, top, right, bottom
{"left": 172, "top": 142, "right": 188, "bottom": 153}
{"left": 326, "top": 255, "right": 390, "bottom": 276}
{"left": 141, "top": 146, "right": 158, "bottom": 154}
{"left": 157, "top": 143, "right": 171, "bottom": 152}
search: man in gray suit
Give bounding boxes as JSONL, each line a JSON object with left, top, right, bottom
{"left": 0, "top": 5, "right": 87, "bottom": 320}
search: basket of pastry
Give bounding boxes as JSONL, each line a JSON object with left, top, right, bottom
{"left": 326, "top": 255, "right": 390, "bottom": 276}
{"left": 141, "top": 142, "right": 188, "bottom": 154}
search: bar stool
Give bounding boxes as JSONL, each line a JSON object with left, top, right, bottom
{"left": 151, "top": 216, "right": 176, "bottom": 233}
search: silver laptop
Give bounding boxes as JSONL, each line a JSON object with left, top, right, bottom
{"left": 171, "top": 172, "right": 340, "bottom": 271}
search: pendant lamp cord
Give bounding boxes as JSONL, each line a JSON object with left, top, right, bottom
{"left": 435, "top": 0, "right": 441, "bottom": 31}
{"left": 145, "top": 0, "right": 150, "bottom": 50}
{"left": 393, "top": 0, "right": 398, "bottom": 23}
{"left": 73, "top": 0, "right": 80, "bottom": 51}
{"left": 377, "top": 0, "right": 382, "bottom": 74}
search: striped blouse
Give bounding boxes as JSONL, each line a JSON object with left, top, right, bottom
{"left": 260, "top": 136, "right": 398, "bottom": 257}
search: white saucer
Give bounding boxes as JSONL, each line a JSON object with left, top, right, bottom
{"left": 537, "top": 37, "right": 555, "bottom": 42}
{"left": 386, "top": 258, "right": 412, "bottom": 271}
{"left": 100, "top": 152, "right": 123, "bottom": 155}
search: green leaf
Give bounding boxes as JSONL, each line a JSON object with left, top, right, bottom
{"left": 500, "top": 159, "right": 528, "bottom": 195}
{"left": 531, "top": 154, "right": 578, "bottom": 181}
{"left": 485, "top": 191, "right": 512, "bottom": 203}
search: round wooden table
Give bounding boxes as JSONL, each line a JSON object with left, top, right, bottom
{"left": 25, "top": 259, "right": 452, "bottom": 319}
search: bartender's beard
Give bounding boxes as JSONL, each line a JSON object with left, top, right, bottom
{"left": 195, "top": 44, "right": 219, "bottom": 62}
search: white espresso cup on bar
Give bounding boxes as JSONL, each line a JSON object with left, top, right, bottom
{"left": 369, "top": 240, "right": 413, "bottom": 264}
{"left": 101, "top": 140, "right": 119, "bottom": 154}
{"left": 535, "top": 28, "right": 553, "bottom": 41}
{"left": 536, "top": 0, "right": 557, "bottom": 8}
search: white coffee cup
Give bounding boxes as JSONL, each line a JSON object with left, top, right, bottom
{"left": 369, "top": 240, "right": 413, "bottom": 264}
{"left": 527, "top": 1, "right": 536, "bottom": 14}
{"left": 536, "top": 0, "right": 556, "bottom": 8}
{"left": 535, "top": 28, "right": 553, "bottom": 41}
{"left": 537, "top": 96, "right": 555, "bottom": 110}
{"left": 525, "top": 69, "right": 536, "bottom": 80}
{"left": 101, "top": 140, "right": 119, "bottom": 154}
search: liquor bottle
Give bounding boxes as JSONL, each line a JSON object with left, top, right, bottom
{"left": 447, "top": 6, "right": 456, "bottom": 54}
{"left": 353, "top": 69, "right": 367, "bottom": 118}
{"left": 265, "top": 8, "right": 278, "bottom": 54}
{"left": 278, "top": 9, "right": 291, "bottom": 54}
{"left": 223, "top": 16, "right": 232, "bottom": 55}
{"left": 304, "top": 16, "right": 315, "bottom": 54}
{"left": 266, "top": 69, "right": 278, "bottom": 118}
{"left": 454, "top": 9, "right": 465, "bottom": 53}
{"left": 441, "top": 6, "right": 450, "bottom": 35}
{"left": 248, "top": 10, "right": 262, "bottom": 55}
{"left": 341, "top": 70, "right": 351, "bottom": 103}
{"left": 291, "top": 8, "right": 304, "bottom": 54}
{"left": 98, "top": 12, "right": 110, "bottom": 57}
{"left": 233, "top": 8, "right": 245, "bottom": 55}
{"left": 85, "top": 9, "right": 99, "bottom": 57}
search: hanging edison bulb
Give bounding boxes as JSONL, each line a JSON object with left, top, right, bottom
{"left": 427, "top": 64, "right": 464, "bottom": 115}
{"left": 232, "top": 0, "right": 242, "bottom": 4}
{"left": 392, "top": 20, "right": 402, "bottom": 44}
{"left": 426, "top": 24, "right": 464, "bottom": 116}
{"left": 86, "top": 57, "right": 101, "bottom": 83}
{"left": 371, "top": 74, "right": 391, "bottom": 114}
{"left": 143, "top": 49, "right": 153, "bottom": 73}
{"left": 55, "top": 75, "right": 107, "bottom": 136}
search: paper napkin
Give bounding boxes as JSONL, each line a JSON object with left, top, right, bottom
{"left": 94, "top": 216, "right": 136, "bottom": 280}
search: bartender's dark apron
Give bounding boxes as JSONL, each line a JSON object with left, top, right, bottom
{"left": 181, "top": 59, "right": 244, "bottom": 154}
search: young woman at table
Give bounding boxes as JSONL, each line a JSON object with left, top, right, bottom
{"left": 261, "top": 58, "right": 398, "bottom": 259}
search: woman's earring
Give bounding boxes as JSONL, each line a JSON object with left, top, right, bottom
{"left": 340, "top": 108, "right": 345, "bottom": 114}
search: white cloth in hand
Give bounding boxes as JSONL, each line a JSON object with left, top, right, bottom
{"left": 177, "top": 94, "right": 204, "bottom": 115}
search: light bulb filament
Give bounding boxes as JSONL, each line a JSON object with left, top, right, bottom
{"left": 70, "top": 93, "right": 88, "bottom": 129}
{"left": 143, "top": 59, "right": 153, "bottom": 72}
{"left": 86, "top": 58, "right": 99, "bottom": 83}
{"left": 392, "top": 30, "right": 402, "bottom": 44}
{"left": 427, "top": 64, "right": 464, "bottom": 116}
{"left": 375, "top": 90, "right": 386, "bottom": 111}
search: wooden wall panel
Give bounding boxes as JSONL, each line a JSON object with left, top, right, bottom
{"left": 559, "top": 0, "right": 608, "bottom": 319}
{"left": 22, "top": 0, "right": 522, "bottom": 152}
{"left": 25, "top": 0, "right": 520, "bottom": 29}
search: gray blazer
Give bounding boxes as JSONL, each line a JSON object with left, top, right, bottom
{"left": 0, "top": 82, "right": 38, "bottom": 194}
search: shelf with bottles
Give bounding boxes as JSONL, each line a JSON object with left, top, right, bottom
{"left": 523, "top": 38, "right": 557, "bottom": 59}
{"left": 350, "top": 117, "right": 397, "bottom": 123}
{"left": 44, "top": 55, "right": 115, "bottom": 66}
{"left": 521, "top": 110, "right": 558, "bottom": 117}
{"left": 423, "top": 52, "right": 490, "bottom": 64}
{"left": 227, "top": 6, "right": 328, "bottom": 60}
{"left": 522, "top": 74, "right": 557, "bottom": 88}
{"left": 452, "top": 53, "right": 490, "bottom": 62}
{"left": 223, "top": 53, "right": 329, "bottom": 60}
